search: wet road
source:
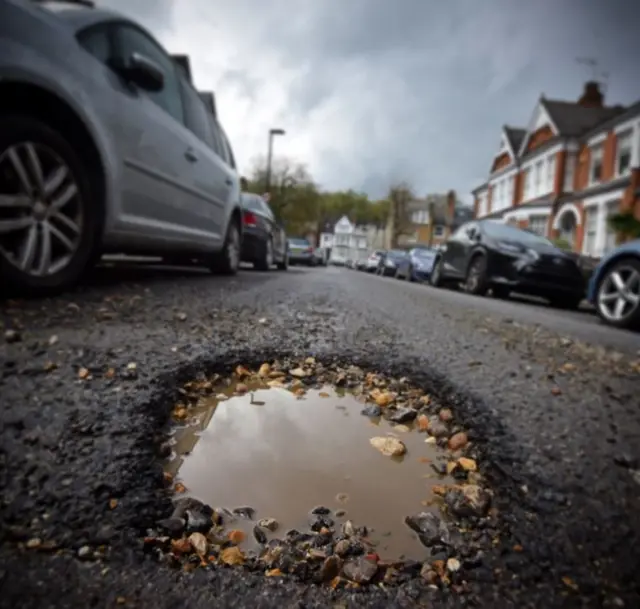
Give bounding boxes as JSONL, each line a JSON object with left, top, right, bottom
{"left": 1, "top": 263, "right": 639, "bottom": 608}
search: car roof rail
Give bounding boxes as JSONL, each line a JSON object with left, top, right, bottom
{"left": 31, "top": 0, "right": 96, "bottom": 7}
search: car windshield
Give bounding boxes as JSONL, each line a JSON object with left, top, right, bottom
{"left": 289, "top": 238, "right": 310, "bottom": 247}
{"left": 240, "top": 194, "right": 264, "bottom": 212}
{"left": 482, "top": 221, "right": 553, "bottom": 246}
{"left": 388, "top": 250, "right": 406, "bottom": 258}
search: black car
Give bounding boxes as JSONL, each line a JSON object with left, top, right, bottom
{"left": 430, "top": 220, "right": 586, "bottom": 309}
{"left": 376, "top": 249, "right": 409, "bottom": 276}
{"left": 240, "top": 193, "right": 288, "bottom": 271}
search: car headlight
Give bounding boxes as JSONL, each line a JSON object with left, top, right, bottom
{"left": 525, "top": 248, "right": 540, "bottom": 261}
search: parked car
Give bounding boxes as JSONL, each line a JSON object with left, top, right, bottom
{"left": 313, "top": 246, "right": 328, "bottom": 266}
{"left": 365, "top": 250, "right": 385, "bottom": 272}
{"left": 355, "top": 259, "right": 367, "bottom": 271}
{"left": 239, "top": 193, "right": 287, "bottom": 270}
{"left": 430, "top": 220, "right": 586, "bottom": 309}
{"left": 376, "top": 249, "right": 408, "bottom": 277}
{"left": 0, "top": 0, "right": 245, "bottom": 294}
{"left": 287, "top": 237, "right": 315, "bottom": 266}
{"left": 587, "top": 239, "right": 640, "bottom": 330}
{"left": 395, "top": 247, "right": 437, "bottom": 282}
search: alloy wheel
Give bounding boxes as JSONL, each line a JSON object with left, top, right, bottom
{"left": 0, "top": 141, "right": 83, "bottom": 278}
{"left": 266, "top": 240, "right": 273, "bottom": 268}
{"left": 226, "top": 224, "right": 240, "bottom": 271}
{"left": 466, "top": 261, "right": 481, "bottom": 292}
{"left": 597, "top": 266, "right": 640, "bottom": 322}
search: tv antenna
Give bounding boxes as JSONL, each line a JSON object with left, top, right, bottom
{"left": 576, "top": 57, "right": 609, "bottom": 93}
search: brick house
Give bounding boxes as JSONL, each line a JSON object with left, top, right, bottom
{"left": 472, "top": 82, "right": 640, "bottom": 258}
{"left": 405, "top": 191, "right": 473, "bottom": 247}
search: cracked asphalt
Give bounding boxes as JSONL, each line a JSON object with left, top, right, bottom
{"left": 1, "top": 264, "right": 639, "bottom": 608}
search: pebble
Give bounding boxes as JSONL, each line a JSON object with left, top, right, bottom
{"left": 448, "top": 432, "right": 469, "bottom": 451}
{"left": 428, "top": 417, "right": 449, "bottom": 438}
{"left": 77, "top": 545, "right": 92, "bottom": 559}
{"left": 5, "top": 329, "right": 22, "bottom": 343}
{"left": 319, "top": 555, "right": 341, "bottom": 581}
{"left": 257, "top": 517, "right": 279, "bottom": 532}
{"left": 388, "top": 407, "right": 417, "bottom": 424}
{"left": 447, "top": 557, "right": 461, "bottom": 572}
{"left": 343, "top": 556, "right": 378, "bottom": 583}
{"left": 361, "top": 405, "right": 381, "bottom": 417}
{"left": 334, "top": 539, "right": 351, "bottom": 556}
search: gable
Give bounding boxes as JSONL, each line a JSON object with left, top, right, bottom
{"left": 518, "top": 100, "right": 559, "bottom": 155}
{"left": 491, "top": 151, "right": 512, "bottom": 173}
{"left": 334, "top": 215, "right": 353, "bottom": 233}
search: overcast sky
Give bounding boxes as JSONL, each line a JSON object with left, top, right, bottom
{"left": 101, "top": 0, "right": 640, "bottom": 203}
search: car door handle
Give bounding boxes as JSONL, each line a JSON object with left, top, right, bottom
{"left": 185, "top": 148, "right": 198, "bottom": 163}
{"left": 225, "top": 178, "right": 233, "bottom": 186}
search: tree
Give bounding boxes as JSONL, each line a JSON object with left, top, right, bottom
{"left": 608, "top": 211, "right": 640, "bottom": 242}
{"left": 387, "top": 182, "right": 415, "bottom": 248}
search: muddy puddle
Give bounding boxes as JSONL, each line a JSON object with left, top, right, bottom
{"left": 165, "top": 382, "right": 455, "bottom": 561}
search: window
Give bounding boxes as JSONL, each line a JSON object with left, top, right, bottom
{"left": 590, "top": 144, "right": 604, "bottom": 184}
{"left": 507, "top": 175, "right": 514, "bottom": 206}
{"left": 114, "top": 25, "right": 184, "bottom": 123}
{"left": 77, "top": 27, "right": 113, "bottom": 63}
{"left": 528, "top": 215, "right": 548, "bottom": 237}
{"left": 546, "top": 155, "right": 556, "bottom": 193}
{"left": 180, "top": 78, "right": 215, "bottom": 147}
{"left": 523, "top": 168, "right": 532, "bottom": 200}
{"left": 563, "top": 153, "right": 575, "bottom": 192}
{"left": 433, "top": 225, "right": 445, "bottom": 237}
{"left": 616, "top": 130, "right": 633, "bottom": 176}
{"left": 603, "top": 200, "right": 620, "bottom": 253}
{"left": 534, "top": 160, "right": 544, "bottom": 196}
{"left": 218, "top": 125, "right": 237, "bottom": 169}
{"left": 582, "top": 206, "right": 598, "bottom": 256}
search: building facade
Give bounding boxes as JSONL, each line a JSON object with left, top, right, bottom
{"left": 327, "top": 216, "right": 369, "bottom": 264}
{"left": 472, "top": 82, "right": 640, "bottom": 259}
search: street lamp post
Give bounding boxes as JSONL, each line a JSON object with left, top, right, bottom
{"left": 265, "top": 128, "right": 285, "bottom": 194}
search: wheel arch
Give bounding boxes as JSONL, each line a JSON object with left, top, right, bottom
{"left": 0, "top": 80, "right": 108, "bottom": 240}
{"left": 594, "top": 252, "right": 640, "bottom": 294}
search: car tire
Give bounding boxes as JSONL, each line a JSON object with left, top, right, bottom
{"left": 595, "top": 258, "right": 640, "bottom": 329}
{"left": 0, "top": 115, "right": 103, "bottom": 296}
{"left": 210, "top": 218, "right": 240, "bottom": 275}
{"left": 254, "top": 238, "right": 273, "bottom": 271}
{"left": 276, "top": 249, "right": 288, "bottom": 271}
{"left": 429, "top": 258, "right": 444, "bottom": 287}
{"left": 465, "top": 255, "right": 489, "bottom": 296}
{"left": 406, "top": 265, "right": 414, "bottom": 281}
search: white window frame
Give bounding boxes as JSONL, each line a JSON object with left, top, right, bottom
{"left": 433, "top": 225, "right": 445, "bottom": 238}
{"left": 582, "top": 205, "right": 598, "bottom": 257}
{"left": 603, "top": 200, "right": 620, "bottom": 254}
{"left": 616, "top": 130, "right": 633, "bottom": 177}
{"left": 528, "top": 214, "right": 548, "bottom": 237}
{"left": 589, "top": 144, "right": 604, "bottom": 185}
{"left": 546, "top": 155, "right": 556, "bottom": 193}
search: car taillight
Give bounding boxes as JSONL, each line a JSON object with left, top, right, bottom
{"left": 242, "top": 211, "right": 257, "bottom": 227}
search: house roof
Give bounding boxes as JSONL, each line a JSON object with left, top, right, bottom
{"left": 541, "top": 99, "right": 625, "bottom": 137}
{"left": 504, "top": 126, "right": 526, "bottom": 156}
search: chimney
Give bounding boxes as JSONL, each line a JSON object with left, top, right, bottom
{"left": 446, "top": 190, "right": 456, "bottom": 222}
{"left": 578, "top": 81, "right": 604, "bottom": 108}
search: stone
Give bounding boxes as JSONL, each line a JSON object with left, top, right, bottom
{"left": 156, "top": 517, "right": 186, "bottom": 538}
{"left": 310, "top": 514, "right": 334, "bottom": 532}
{"left": 370, "top": 436, "right": 406, "bottom": 457}
{"left": 232, "top": 506, "right": 255, "bottom": 520}
{"left": 343, "top": 556, "right": 378, "bottom": 583}
{"left": 448, "top": 432, "right": 469, "bottom": 451}
{"left": 185, "top": 508, "right": 214, "bottom": 535}
{"left": 428, "top": 417, "right": 449, "bottom": 438}
{"left": 334, "top": 539, "right": 351, "bottom": 556}
{"left": 253, "top": 525, "right": 267, "bottom": 545}
{"left": 258, "top": 517, "right": 279, "bottom": 532}
{"left": 311, "top": 505, "right": 331, "bottom": 515}
{"left": 5, "top": 329, "right": 21, "bottom": 343}
{"left": 342, "top": 520, "right": 356, "bottom": 537}
{"left": 188, "top": 532, "right": 208, "bottom": 555}
{"left": 319, "top": 555, "right": 342, "bottom": 581}
{"left": 388, "top": 407, "right": 417, "bottom": 424}
{"left": 404, "top": 512, "right": 451, "bottom": 547}
{"left": 447, "top": 557, "right": 461, "bottom": 572}
{"left": 361, "top": 405, "right": 381, "bottom": 417}
{"left": 439, "top": 408, "right": 453, "bottom": 422}
{"left": 446, "top": 485, "right": 491, "bottom": 518}
{"left": 77, "top": 545, "right": 92, "bottom": 559}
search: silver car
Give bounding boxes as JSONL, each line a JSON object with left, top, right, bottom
{"left": 0, "top": 0, "right": 243, "bottom": 293}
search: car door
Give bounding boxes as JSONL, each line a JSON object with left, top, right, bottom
{"left": 452, "top": 222, "right": 479, "bottom": 276}
{"left": 78, "top": 22, "right": 212, "bottom": 247}
{"left": 260, "top": 199, "right": 286, "bottom": 260}
{"left": 178, "top": 77, "right": 231, "bottom": 243}
{"left": 439, "top": 225, "right": 468, "bottom": 278}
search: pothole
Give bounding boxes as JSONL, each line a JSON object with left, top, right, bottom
{"left": 150, "top": 358, "right": 496, "bottom": 588}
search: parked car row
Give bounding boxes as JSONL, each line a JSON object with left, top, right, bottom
{"left": 0, "top": 0, "right": 325, "bottom": 294}
{"left": 347, "top": 221, "right": 640, "bottom": 330}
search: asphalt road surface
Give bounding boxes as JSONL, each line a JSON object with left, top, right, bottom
{"left": 1, "top": 263, "right": 639, "bottom": 609}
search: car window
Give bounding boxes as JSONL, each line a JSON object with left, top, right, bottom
{"left": 260, "top": 199, "right": 275, "bottom": 220}
{"left": 241, "top": 194, "right": 264, "bottom": 212}
{"left": 208, "top": 118, "right": 228, "bottom": 161}
{"left": 113, "top": 24, "right": 184, "bottom": 124}
{"left": 450, "top": 224, "right": 469, "bottom": 240}
{"left": 179, "top": 78, "right": 215, "bottom": 147}
{"left": 218, "top": 126, "right": 236, "bottom": 169}
{"left": 289, "top": 238, "right": 310, "bottom": 246}
{"left": 482, "top": 221, "right": 553, "bottom": 246}
{"left": 77, "top": 26, "right": 112, "bottom": 63}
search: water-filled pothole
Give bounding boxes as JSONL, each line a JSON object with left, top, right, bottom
{"left": 153, "top": 359, "right": 494, "bottom": 587}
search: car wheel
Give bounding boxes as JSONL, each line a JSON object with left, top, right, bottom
{"left": 465, "top": 255, "right": 489, "bottom": 296}
{"left": 406, "top": 265, "right": 414, "bottom": 281}
{"left": 492, "top": 285, "right": 511, "bottom": 299}
{"left": 595, "top": 258, "right": 640, "bottom": 329}
{"left": 0, "top": 116, "right": 102, "bottom": 295}
{"left": 276, "top": 249, "right": 288, "bottom": 271}
{"left": 429, "top": 258, "right": 444, "bottom": 287}
{"left": 255, "top": 238, "right": 273, "bottom": 271}
{"left": 210, "top": 218, "right": 240, "bottom": 275}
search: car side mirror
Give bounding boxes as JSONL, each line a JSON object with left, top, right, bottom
{"left": 111, "top": 52, "right": 165, "bottom": 92}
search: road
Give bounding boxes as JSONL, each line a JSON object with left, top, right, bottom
{"left": 1, "top": 263, "right": 639, "bottom": 609}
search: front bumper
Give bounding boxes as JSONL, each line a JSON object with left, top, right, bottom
{"left": 381, "top": 265, "right": 396, "bottom": 276}
{"left": 412, "top": 268, "right": 431, "bottom": 281}
{"left": 489, "top": 253, "right": 585, "bottom": 299}
{"left": 289, "top": 251, "right": 314, "bottom": 265}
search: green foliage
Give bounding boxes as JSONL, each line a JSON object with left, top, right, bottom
{"left": 608, "top": 211, "right": 640, "bottom": 240}
{"left": 244, "top": 157, "right": 391, "bottom": 237}
{"left": 552, "top": 237, "right": 572, "bottom": 251}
